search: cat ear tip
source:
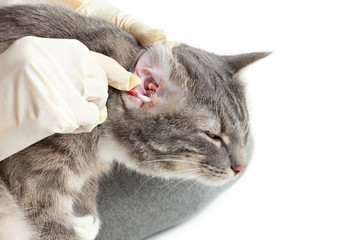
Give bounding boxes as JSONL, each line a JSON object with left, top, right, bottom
{"left": 224, "top": 50, "right": 272, "bottom": 73}
{"left": 261, "top": 51, "right": 272, "bottom": 57}
{"left": 251, "top": 51, "right": 272, "bottom": 60}
{"left": 254, "top": 51, "right": 272, "bottom": 62}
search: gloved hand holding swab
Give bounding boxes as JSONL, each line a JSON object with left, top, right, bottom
{"left": 0, "top": 36, "right": 140, "bottom": 160}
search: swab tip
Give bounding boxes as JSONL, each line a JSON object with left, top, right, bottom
{"left": 138, "top": 94, "right": 151, "bottom": 103}
{"left": 128, "top": 89, "right": 151, "bottom": 103}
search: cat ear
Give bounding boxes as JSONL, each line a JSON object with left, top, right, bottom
{"left": 223, "top": 52, "right": 271, "bottom": 74}
{"left": 130, "top": 44, "right": 179, "bottom": 109}
{"left": 134, "top": 45, "right": 172, "bottom": 88}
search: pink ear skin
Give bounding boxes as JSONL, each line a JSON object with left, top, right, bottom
{"left": 130, "top": 67, "right": 162, "bottom": 109}
{"left": 122, "top": 46, "right": 179, "bottom": 110}
{"left": 122, "top": 56, "right": 159, "bottom": 109}
{"left": 134, "top": 67, "right": 160, "bottom": 95}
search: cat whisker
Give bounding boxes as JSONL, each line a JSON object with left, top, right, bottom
{"left": 183, "top": 173, "right": 207, "bottom": 194}
{"left": 135, "top": 176, "right": 158, "bottom": 193}
{"left": 136, "top": 159, "right": 202, "bottom": 167}
{"left": 154, "top": 169, "right": 203, "bottom": 189}
{"left": 162, "top": 172, "right": 202, "bottom": 199}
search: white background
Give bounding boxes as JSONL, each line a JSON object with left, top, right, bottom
{"left": 114, "top": 1, "right": 360, "bottom": 239}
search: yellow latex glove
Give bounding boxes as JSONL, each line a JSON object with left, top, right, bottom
{"left": 0, "top": 0, "right": 177, "bottom": 48}
{"left": 0, "top": 36, "right": 140, "bottom": 160}
{"left": 52, "top": 0, "right": 166, "bottom": 46}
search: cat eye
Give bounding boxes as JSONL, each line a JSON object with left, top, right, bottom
{"left": 205, "top": 132, "right": 223, "bottom": 142}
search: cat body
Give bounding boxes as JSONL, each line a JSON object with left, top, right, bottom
{"left": 0, "top": 4, "right": 267, "bottom": 240}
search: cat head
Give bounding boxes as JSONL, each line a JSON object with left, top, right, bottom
{"left": 104, "top": 44, "right": 269, "bottom": 185}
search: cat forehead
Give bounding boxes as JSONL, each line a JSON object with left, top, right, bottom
{"left": 192, "top": 108, "right": 221, "bottom": 131}
{"left": 173, "top": 44, "right": 228, "bottom": 79}
{"left": 170, "top": 44, "right": 248, "bottom": 135}
{"left": 173, "top": 45, "right": 244, "bottom": 99}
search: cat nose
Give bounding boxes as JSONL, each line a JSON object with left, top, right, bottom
{"left": 231, "top": 165, "right": 246, "bottom": 175}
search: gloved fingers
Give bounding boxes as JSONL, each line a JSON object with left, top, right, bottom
{"left": 71, "top": 102, "right": 100, "bottom": 133}
{"left": 122, "top": 20, "right": 167, "bottom": 46}
{"left": 63, "top": 89, "right": 102, "bottom": 133}
{"left": 33, "top": 74, "right": 103, "bottom": 134}
{"left": 14, "top": 37, "right": 109, "bottom": 127}
{"left": 167, "top": 41, "right": 180, "bottom": 49}
{"left": 140, "top": 28, "right": 167, "bottom": 46}
{"left": 80, "top": 51, "right": 109, "bottom": 112}
{"left": 73, "top": 0, "right": 167, "bottom": 46}
{"left": 99, "top": 106, "right": 108, "bottom": 124}
{"left": 23, "top": 37, "right": 109, "bottom": 125}
{"left": 90, "top": 51, "right": 141, "bottom": 91}
{"left": 26, "top": 63, "right": 102, "bottom": 133}
{"left": 55, "top": 0, "right": 175, "bottom": 47}
{"left": 0, "top": 36, "right": 116, "bottom": 159}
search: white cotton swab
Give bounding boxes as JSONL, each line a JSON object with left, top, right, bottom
{"left": 128, "top": 89, "right": 151, "bottom": 103}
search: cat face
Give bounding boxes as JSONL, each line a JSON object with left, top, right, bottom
{"left": 106, "top": 44, "right": 268, "bottom": 185}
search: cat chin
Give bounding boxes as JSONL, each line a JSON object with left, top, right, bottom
{"left": 158, "top": 169, "right": 238, "bottom": 186}
{"left": 97, "top": 136, "right": 138, "bottom": 169}
{"left": 97, "top": 135, "right": 165, "bottom": 176}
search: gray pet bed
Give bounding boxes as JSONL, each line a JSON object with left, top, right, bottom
{"left": 97, "top": 134, "right": 254, "bottom": 240}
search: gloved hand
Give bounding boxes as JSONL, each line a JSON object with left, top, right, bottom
{"left": 53, "top": 0, "right": 167, "bottom": 46}
{"left": 0, "top": 0, "right": 168, "bottom": 46}
{"left": 0, "top": 36, "right": 140, "bottom": 160}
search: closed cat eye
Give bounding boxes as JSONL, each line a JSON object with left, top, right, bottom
{"left": 205, "top": 132, "right": 223, "bottom": 142}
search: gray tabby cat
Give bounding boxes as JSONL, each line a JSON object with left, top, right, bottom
{"left": 0, "top": 4, "right": 268, "bottom": 240}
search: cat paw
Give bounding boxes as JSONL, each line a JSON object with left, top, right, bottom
{"left": 72, "top": 215, "right": 100, "bottom": 240}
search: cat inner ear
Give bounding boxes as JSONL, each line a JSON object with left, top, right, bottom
{"left": 223, "top": 52, "right": 271, "bottom": 74}
{"left": 130, "top": 44, "right": 179, "bottom": 109}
